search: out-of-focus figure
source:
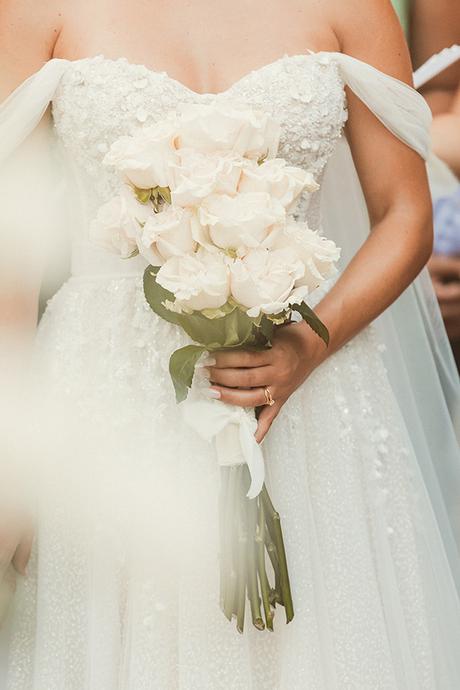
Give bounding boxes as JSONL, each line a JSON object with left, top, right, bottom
{"left": 422, "top": 6, "right": 460, "bottom": 366}
{"left": 392, "top": 0, "right": 460, "bottom": 364}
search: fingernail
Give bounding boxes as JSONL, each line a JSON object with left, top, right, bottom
{"left": 203, "top": 388, "right": 221, "bottom": 399}
{"left": 202, "top": 356, "right": 216, "bottom": 366}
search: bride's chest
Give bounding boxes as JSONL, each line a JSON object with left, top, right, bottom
{"left": 52, "top": 53, "right": 348, "bottom": 183}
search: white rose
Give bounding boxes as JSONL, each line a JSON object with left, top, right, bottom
{"left": 230, "top": 247, "right": 309, "bottom": 317}
{"left": 239, "top": 159, "right": 320, "bottom": 208}
{"left": 90, "top": 192, "right": 146, "bottom": 258}
{"left": 104, "top": 120, "right": 179, "bottom": 189}
{"left": 170, "top": 150, "right": 243, "bottom": 207}
{"left": 176, "top": 102, "right": 280, "bottom": 159}
{"left": 139, "top": 206, "right": 198, "bottom": 266}
{"left": 276, "top": 220, "right": 341, "bottom": 290}
{"left": 198, "top": 193, "right": 285, "bottom": 253}
{"left": 156, "top": 249, "right": 230, "bottom": 311}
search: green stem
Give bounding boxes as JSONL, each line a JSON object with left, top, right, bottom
{"left": 235, "top": 467, "right": 248, "bottom": 633}
{"left": 246, "top": 496, "right": 265, "bottom": 631}
{"left": 256, "top": 498, "right": 274, "bottom": 631}
{"left": 261, "top": 485, "right": 294, "bottom": 623}
{"left": 266, "top": 538, "right": 283, "bottom": 607}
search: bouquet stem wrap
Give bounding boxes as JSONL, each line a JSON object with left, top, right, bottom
{"left": 181, "top": 400, "right": 264, "bottom": 499}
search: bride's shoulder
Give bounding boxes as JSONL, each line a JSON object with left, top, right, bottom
{"left": 0, "top": 0, "right": 64, "bottom": 34}
{"left": 324, "top": 0, "right": 400, "bottom": 24}
{"left": 0, "top": 0, "right": 65, "bottom": 97}
{"left": 323, "top": 0, "right": 413, "bottom": 84}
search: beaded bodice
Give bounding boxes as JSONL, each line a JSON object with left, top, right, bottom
{"left": 51, "top": 52, "right": 348, "bottom": 273}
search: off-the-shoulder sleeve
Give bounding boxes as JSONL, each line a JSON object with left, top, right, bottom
{"left": 0, "top": 59, "right": 73, "bottom": 289}
{"left": 326, "top": 51, "right": 432, "bottom": 160}
{"left": 0, "top": 58, "right": 70, "bottom": 164}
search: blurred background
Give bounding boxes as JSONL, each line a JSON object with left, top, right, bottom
{"left": 392, "top": 0, "right": 460, "bottom": 367}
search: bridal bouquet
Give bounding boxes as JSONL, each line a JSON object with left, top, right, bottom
{"left": 91, "top": 102, "right": 340, "bottom": 632}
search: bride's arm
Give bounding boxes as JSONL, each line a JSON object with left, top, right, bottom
{"left": 0, "top": 0, "right": 63, "bottom": 99}
{"left": 207, "top": 0, "right": 433, "bottom": 440}
{"left": 315, "top": 0, "right": 433, "bottom": 354}
{"left": 0, "top": 0, "right": 63, "bottom": 336}
{"left": 0, "top": 0, "right": 63, "bottom": 578}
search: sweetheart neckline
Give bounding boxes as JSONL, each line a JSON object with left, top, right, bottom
{"left": 69, "top": 50, "right": 330, "bottom": 98}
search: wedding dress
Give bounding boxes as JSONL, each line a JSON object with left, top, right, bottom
{"left": 1, "top": 50, "right": 460, "bottom": 690}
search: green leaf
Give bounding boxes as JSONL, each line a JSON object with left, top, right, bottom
{"left": 122, "top": 247, "right": 140, "bottom": 260}
{"left": 175, "top": 305, "right": 256, "bottom": 349}
{"left": 143, "top": 266, "right": 272, "bottom": 350}
{"left": 259, "top": 316, "right": 275, "bottom": 342}
{"left": 158, "top": 186, "right": 172, "bottom": 205}
{"left": 219, "top": 307, "right": 255, "bottom": 348}
{"left": 257, "top": 152, "right": 268, "bottom": 166}
{"left": 292, "top": 302, "right": 330, "bottom": 345}
{"left": 266, "top": 310, "right": 289, "bottom": 325}
{"left": 143, "top": 266, "right": 182, "bottom": 326}
{"left": 200, "top": 301, "right": 237, "bottom": 320}
{"left": 133, "top": 187, "right": 152, "bottom": 204}
{"left": 169, "top": 345, "right": 206, "bottom": 402}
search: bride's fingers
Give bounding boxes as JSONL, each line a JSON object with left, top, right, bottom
{"left": 12, "top": 530, "right": 34, "bottom": 577}
{"left": 2, "top": 564, "right": 17, "bottom": 593}
{"left": 213, "top": 349, "right": 271, "bottom": 369}
{"left": 255, "top": 402, "right": 281, "bottom": 443}
{"left": 207, "top": 365, "right": 273, "bottom": 388}
{"left": 0, "top": 527, "right": 22, "bottom": 580}
{"left": 208, "top": 385, "right": 269, "bottom": 407}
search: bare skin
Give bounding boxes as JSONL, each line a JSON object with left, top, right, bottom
{"left": 0, "top": 0, "right": 433, "bottom": 576}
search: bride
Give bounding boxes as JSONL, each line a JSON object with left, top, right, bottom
{"left": 1, "top": 0, "right": 460, "bottom": 687}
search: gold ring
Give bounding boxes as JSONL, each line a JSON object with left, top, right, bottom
{"left": 264, "top": 386, "right": 275, "bottom": 407}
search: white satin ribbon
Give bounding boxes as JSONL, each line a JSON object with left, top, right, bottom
{"left": 181, "top": 399, "right": 265, "bottom": 499}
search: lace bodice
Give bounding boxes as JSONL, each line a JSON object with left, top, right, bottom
{"left": 51, "top": 52, "right": 348, "bottom": 265}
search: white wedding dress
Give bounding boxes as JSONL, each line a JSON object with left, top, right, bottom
{"left": 1, "top": 51, "right": 460, "bottom": 690}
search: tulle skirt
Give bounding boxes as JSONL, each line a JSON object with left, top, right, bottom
{"left": 1, "top": 273, "right": 460, "bottom": 690}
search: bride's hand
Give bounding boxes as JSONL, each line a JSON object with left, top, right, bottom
{"left": 205, "top": 321, "right": 325, "bottom": 442}
{"left": 0, "top": 517, "right": 33, "bottom": 580}
{"left": 0, "top": 521, "right": 32, "bottom": 624}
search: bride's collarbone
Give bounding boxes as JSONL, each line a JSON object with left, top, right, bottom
{"left": 52, "top": 1, "right": 339, "bottom": 96}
